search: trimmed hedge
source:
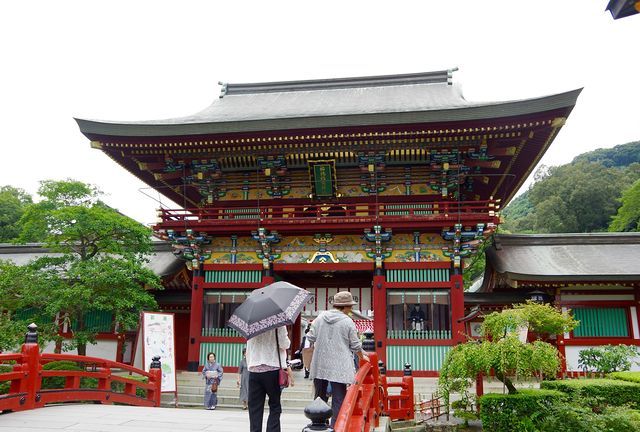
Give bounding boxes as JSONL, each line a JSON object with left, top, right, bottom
{"left": 541, "top": 378, "right": 640, "bottom": 409}
{"left": 609, "top": 371, "right": 640, "bottom": 384}
{"left": 479, "top": 389, "right": 564, "bottom": 432}
{"left": 0, "top": 364, "right": 12, "bottom": 395}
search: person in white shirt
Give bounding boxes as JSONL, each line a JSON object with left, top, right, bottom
{"left": 246, "top": 326, "right": 294, "bottom": 432}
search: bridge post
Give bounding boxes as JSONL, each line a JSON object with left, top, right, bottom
{"left": 403, "top": 363, "right": 412, "bottom": 376}
{"left": 22, "top": 323, "right": 41, "bottom": 409}
{"left": 148, "top": 356, "right": 162, "bottom": 407}
{"left": 362, "top": 329, "right": 375, "bottom": 353}
{"left": 302, "top": 397, "right": 333, "bottom": 432}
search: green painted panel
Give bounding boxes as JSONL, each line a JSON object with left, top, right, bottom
{"left": 387, "top": 330, "right": 451, "bottom": 340}
{"left": 573, "top": 308, "right": 629, "bottom": 337}
{"left": 205, "top": 270, "right": 261, "bottom": 284}
{"left": 71, "top": 310, "right": 113, "bottom": 332}
{"left": 387, "top": 269, "right": 450, "bottom": 283}
{"left": 386, "top": 345, "right": 451, "bottom": 371}
{"left": 200, "top": 342, "right": 246, "bottom": 368}
{"left": 201, "top": 327, "right": 241, "bottom": 337}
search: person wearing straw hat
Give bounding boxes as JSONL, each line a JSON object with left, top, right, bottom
{"left": 307, "top": 291, "right": 370, "bottom": 427}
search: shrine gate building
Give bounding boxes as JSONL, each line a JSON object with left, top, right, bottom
{"left": 76, "top": 70, "right": 581, "bottom": 374}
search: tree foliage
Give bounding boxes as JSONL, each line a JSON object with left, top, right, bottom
{"left": 0, "top": 186, "right": 32, "bottom": 242}
{"left": 572, "top": 140, "right": 640, "bottom": 168}
{"left": 609, "top": 179, "right": 640, "bottom": 232}
{"left": 4, "top": 179, "right": 161, "bottom": 355}
{"left": 503, "top": 160, "right": 640, "bottom": 233}
{"left": 439, "top": 302, "right": 577, "bottom": 398}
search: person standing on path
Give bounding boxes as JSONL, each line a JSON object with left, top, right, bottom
{"left": 202, "top": 352, "right": 223, "bottom": 410}
{"left": 237, "top": 347, "right": 250, "bottom": 410}
{"left": 307, "top": 291, "right": 369, "bottom": 428}
{"left": 246, "top": 325, "right": 294, "bottom": 432}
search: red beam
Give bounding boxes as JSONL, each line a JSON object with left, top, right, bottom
{"left": 385, "top": 282, "right": 451, "bottom": 289}
{"left": 273, "top": 262, "right": 373, "bottom": 272}
{"left": 203, "top": 263, "right": 263, "bottom": 271}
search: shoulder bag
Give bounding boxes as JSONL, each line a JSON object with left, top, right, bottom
{"left": 275, "top": 328, "right": 290, "bottom": 389}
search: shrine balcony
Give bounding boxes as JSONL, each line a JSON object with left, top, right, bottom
{"left": 155, "top": 200, "right": 500, "bottom": 234}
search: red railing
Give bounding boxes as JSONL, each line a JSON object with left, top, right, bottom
{"left": 334, "top": 352, "right": 414, "bottom": 432}
{"left": 156, "top": 199, "right": 499, "bottom": 233}
{"left": 0, "top": 326, "right": 162, "bottom": 413}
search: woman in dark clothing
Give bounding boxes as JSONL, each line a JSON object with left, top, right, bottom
{"left": 202, "top": 352, "right": 223, "bottom": 410}
{"left": 237, "top": 348, "right": 249, "bottom": 409}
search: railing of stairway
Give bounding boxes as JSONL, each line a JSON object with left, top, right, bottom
{"left": 302, "top": 330, "right": 415, "bottom": 432}
{"left": 0, "top": 324, "right": 163, "bottom": 412}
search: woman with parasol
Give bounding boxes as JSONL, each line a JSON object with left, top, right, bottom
{"left": 227, "top": 281, "right": 310, "bottom": 432}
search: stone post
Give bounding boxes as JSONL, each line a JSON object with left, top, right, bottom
{"left": 378, "top": 360, "right": 386, "bottom": 375}
{"left": 302, "top": 397, "right": 333, "bottom": 432}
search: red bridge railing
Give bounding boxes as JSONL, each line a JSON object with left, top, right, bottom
{"left": 0, "top": 324, "right": 162, "bottom": 413}
{"left": 332, "top": 353, "right": 414, "bottom": 432}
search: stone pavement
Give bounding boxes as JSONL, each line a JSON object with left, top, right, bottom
{"left": 0, "top": 404, "right": 310, "bottom": 432}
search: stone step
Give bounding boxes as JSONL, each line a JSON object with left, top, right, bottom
{"left": 175, "top": 394, "right": 314, "bottom": 408}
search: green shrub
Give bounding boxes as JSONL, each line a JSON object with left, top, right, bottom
{"left": 578, "top": 345, "right": 639, "bottom": 373}
{"left": 0, "top": 364, "right": 11, "bottom": 395}
{"left": 41, "top": 361, "right": 84, "bottom": 389}
{"left": 40, "top": 361, "right": 148, "bottom": 398}
{"left": 537, "top": 401, "right": 640, "bottom": 432}
{"left": 609, "top": 371, "right": 640, "bottom": 384}
{"left": 541, "top": 378, "right": 640, "bottom": 409}
{"left": 111, "top": 375, "right": 148, "bottom": 398}
{"left": 479, "top": 389, "right": 564, "bottom": 432}
{"left": 599, "top": 407, "right": 640, "bottom": 431}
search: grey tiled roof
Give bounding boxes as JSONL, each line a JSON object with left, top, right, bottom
{"left": 0, "top": 242, "right": 182, "bottom": 277}
{"left": 75, "top": 69, "right": 582, "bottom": 137}
{"left": 485, "top": 233, "right": 640, "bottom": 282}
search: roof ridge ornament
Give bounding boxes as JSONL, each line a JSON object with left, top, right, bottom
{"left": 218, "top": 81, "right": 228, "bottom": 98}
{"left": 220, "top": 69, "right": 457, "bottom": 96}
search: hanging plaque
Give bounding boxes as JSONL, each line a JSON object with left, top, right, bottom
{"left": 308, "top": 160, "right": 338, "bottom": 199}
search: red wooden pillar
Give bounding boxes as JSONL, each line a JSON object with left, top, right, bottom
{"left": 187, "top": 269, "right": 205, "bottom": 371}
{"left": 373, "top": 273, "right": 387, "bottom": 365}
{"left": 292, "top": 314, "right": 302, "bottom": 356}
{"left": 475, "top": 373, "right": 484, "bottom": 398}
{"left": 450, "top": 271, "right": 465, "bottom": 344}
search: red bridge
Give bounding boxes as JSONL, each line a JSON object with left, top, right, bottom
{"left": 1, "top": 325, "right": 416, "bottom": 432}
{"left": 0, "top": 324, "right": 162, "bottom": 413}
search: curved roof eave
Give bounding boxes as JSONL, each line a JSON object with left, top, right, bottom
{"left": 75, "top": 88, "right": 583, "bottom": 139}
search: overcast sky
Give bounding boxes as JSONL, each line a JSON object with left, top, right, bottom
{"left": 1, "top": 1, "right": 638, "bottom": 225}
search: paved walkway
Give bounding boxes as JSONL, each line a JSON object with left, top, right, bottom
{"left": 0, "top": 405, "right": 311, "bottom": 432}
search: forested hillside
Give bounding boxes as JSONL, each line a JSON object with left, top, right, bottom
{"left": 502, "top": 141, "right": 640, "bottom": 233}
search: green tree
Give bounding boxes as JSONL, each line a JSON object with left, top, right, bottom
{"left": 0, "top": 260, "right": 57, "bottom": 352}
{"left": 504, "top": 161, "right": 636, "bottom": 233}
{"left": 609, "top": 179, "right": 640, "bottom": 232}
{"left": 439, "top": 302, "right": 577, "bottom": 398}
{"left": 0, "top": 186, "right": 32, "bottom": 242}
{"left": 13, "top": 179, "right": 161, "bottom": 355}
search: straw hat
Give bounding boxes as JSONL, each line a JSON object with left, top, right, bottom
{"left": 333, "top": 291, "right": 357, "bottom": 307}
